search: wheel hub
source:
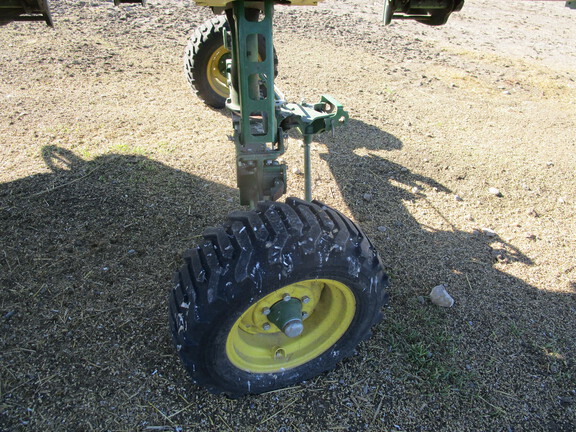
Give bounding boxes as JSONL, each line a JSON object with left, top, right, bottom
{"left": 268, "top": 298, "right": 304, "bottom": 338}
{"left": 225, "top": 279, "right": 356, "bottom": 373}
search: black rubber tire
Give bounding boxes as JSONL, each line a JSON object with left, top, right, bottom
{"left": 169, "top": 198, "right": 388, "bottom": 396}
{"left": 184, "top": 16, "right": 279, "bottom": 109}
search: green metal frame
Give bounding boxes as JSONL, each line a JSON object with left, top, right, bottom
{"left": 224, "top": 0, "right": 348, "bottom": 206}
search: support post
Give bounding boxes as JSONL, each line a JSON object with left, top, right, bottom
{"left": 303, "top": 134, "right": 313, "bottom": 202}
{"left": 228, "top": 0, "right": 286, "bottom": 207}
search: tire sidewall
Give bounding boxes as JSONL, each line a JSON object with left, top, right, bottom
{"left": 184, "top": 17, "right": 229, "bottom": 108}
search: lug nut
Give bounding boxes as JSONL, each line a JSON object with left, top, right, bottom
{"left": 302, "top": 312, "right": 309, "bottom": 319}
{"left": 282, "top": 294, "right": 291, "bottom": 302}
{"left": 263, "top": 323, "right": 271, "bottom": 331}
{"left": 262, "top": 307, "right": 271, "bottom": 316}
{"left": 302, "top": 296, "right": 310, "bottom": 304}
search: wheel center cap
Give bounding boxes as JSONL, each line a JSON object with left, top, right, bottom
{"left": 268, "top": 298, "right": 303, "bottom": 338}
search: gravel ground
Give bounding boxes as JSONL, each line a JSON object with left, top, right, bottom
{"left": 1, "top": 0, "right": 575, "bottom": 431}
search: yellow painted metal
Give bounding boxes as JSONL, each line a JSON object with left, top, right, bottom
{"left": 226, "top": 279, "right": 356, "bottom": 373}
{"left": 194, "top": 0, "right": 323, "bottom": 7}
{"left": 206, "top": 45, "right": 230, "bottom": 99}
{"left": 205, "top": 45, "right": 267, "bottom": 100}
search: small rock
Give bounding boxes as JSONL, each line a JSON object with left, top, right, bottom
{"left": 525, "top": 233, "right": 536, "bottom": 240}
{"left": 292, "top": 167, "right": 303, "bottom": 175}
{"left": 465, "top": 214, "right": 475, "bottom": 221}
{"left": 430, "top": 284, "right": 454, "bottom": 308}
{"left": 488, "top": 187, "right": 502, "bottom": 197}
{"left": 401, "top": 167, "right": 408, "bottom": 172}
{"left": 492, "top": 250, "right": 509, "bottom": 263}
{"left": 502, "top": 90, "right": 511, "bottom": 95}
{"left": 416, "top": 295, "right": 425, "bottom": 305}
{"left": 558, "top": 197, "right": 566, "bottom": 204}
{"left": 482, "top": 228, "right": 497, "bottom": 237}
{"left": 559, "top": 396, "right": 574, "bottom": 406}
{"left": 411, "top": 186, "right": 420, "bottom": 194}
{"left": 546, "top": 161, "right": 554, "bottom": 167}
{"left": 377, "top": 226, "right": 387, "bottom": 232}
{"left": 454, "top": 194, "right": 463, "bottom": 202}
{"left": 527, "top": 208, "right": 539, "bottom": 217}
{"left": 363, "top": 193, "right": 373, "bottom": 202}
{"left": 128, "top": 249, "right": 136, "bottom": 255}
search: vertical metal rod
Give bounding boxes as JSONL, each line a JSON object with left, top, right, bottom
{"left": 303, "top": 134, "right": 312, "bottom": 202}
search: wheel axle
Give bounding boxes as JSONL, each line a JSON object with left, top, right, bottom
{"left": 268, "top": 298, "right": 304, "bottom": 338}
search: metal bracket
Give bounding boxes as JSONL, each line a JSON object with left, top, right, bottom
{"left": 224, "top": 1, "right": 348, "bottom": 205}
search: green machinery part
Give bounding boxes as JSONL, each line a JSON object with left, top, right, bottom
{"left": 383, "top": 0, "right": 465, "bottom": 26}
{"left": 0, "top": 0, "right": 148, "bottom": 27}
{"left": 0, "top": 0, "right": 53, "bottom": 26}
{"left": 220, "top": 0, "right": 348, "bottom": 206}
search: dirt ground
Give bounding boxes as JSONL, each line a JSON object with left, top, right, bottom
{"left": 1, "top": 0, "right": 575, "bottom": 430}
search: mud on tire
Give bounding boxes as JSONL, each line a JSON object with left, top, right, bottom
{"left": 169, "top": 198, "right": 388, "bottom": 396}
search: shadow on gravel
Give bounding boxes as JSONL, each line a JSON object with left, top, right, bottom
{"left": 1, "top": 133, "right": 575, "bottom": 430}
{"left": 0, "top": 145, "right": 240, "bottom": 427}
{"left": 312, "top": 123, "right": 576, "bottom": 429}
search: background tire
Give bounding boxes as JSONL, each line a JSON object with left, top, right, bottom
{"left": 184, "top": 16, "right": 230, "bottom": 109}
{"left": 169, "top": 198, "right": 388, "bottom": 396}
{"left": 184, "top": 16, "right": 279, "bottom": 109}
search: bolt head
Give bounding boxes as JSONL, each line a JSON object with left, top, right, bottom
{"left": 302, "top": 296, "right": 310, "bottom": 304}
{"left": 262, "top": 307, "right": 271, "bottom": 316}
{"left": 282, "top": 294, "right": 291, "bottom": 302}
{"left": 263, "top": 323, "right": 271, "bottom": 331}
{"left": 283, "top": 320, "right": 304, "bottom": 338}
{"left": 302, "top": 312, "right": 309, "bottom": 319}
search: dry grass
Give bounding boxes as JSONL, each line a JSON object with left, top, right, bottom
{"left": 1, "top": 0, "right": 575, "bottom": 431}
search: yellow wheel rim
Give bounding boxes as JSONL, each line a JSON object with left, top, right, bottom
{"left": 226, "top": 279, "right": 356, "bottom": 373}
{"left": 206, "top": 45, "right": 230, "bottom": 99}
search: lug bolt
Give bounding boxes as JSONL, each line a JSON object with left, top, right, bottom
{"left": 263, "top": 323, "right": 271, "bottom": 331}
{"left": 282, "top": 293, "right": 291, "bottom": 302}
{"left": 262, "top": 307, "right": 271, "bottom": 316}
{"left": 302, "top": 312, "right": 309, "bottom": 319}
{"left": 302, "top": 296, "right": 310, "bottom": 304}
